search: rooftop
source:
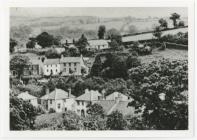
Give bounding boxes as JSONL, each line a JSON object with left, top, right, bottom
{"left": 44, "top": 59, "right": 60, "bottom": 65}
{"left": 60, "top": 57, "right": 81, "bottom": 63}
{"left": 41, "top": 88, "right": 75, "bottom": 100}
{"left": 88, "top": 39, "right": 109, "bottom": 46}
{"left": 76, "top": 89, "right": 102, "bottom": 101}
{"left": 18, "top": 91, "right": 37, "bottom": 100}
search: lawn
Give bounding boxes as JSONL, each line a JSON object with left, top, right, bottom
{"left": 139, "top": 48, "right": 188, "bottom": 64}
{"left": 35, "top": 113, "right": 63, "bottom": 130}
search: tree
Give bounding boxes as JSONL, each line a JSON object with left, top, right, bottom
{"left": 36, "top": 32, "right": 54, "bottom": 48}
{"left": 53, "top": 35, "right": 63, "bottom": 46}
{"left": 106, "top": 28, "right": 122, "bottom": 45}
{"left": 10, "top": 95, "right": 37, "bottom": 130}
{"left": 128, "top": 59, "right": 188, "bottom": 130}
{"left": 158, "top": 18, "right": 168, "bottom": 29}
{"left": 10, "top": 55, "right": 30, "bottom": 78}
{"left": 109, "top": 40, "right": 119, "bottom": 50}
{"left": 58, "top": 111, "right": 80, "bottom": 130}
{"left": 26, "top": 40, "right": 36, "bottom": 49}
{"left": 170, "top": 13, "right": 180, "bottom": 28}
{"left": 68, "top": 47, "right": 80, "bottom": 57}
{"left": 45, "top": 48, "right": 60, "bottom": 58}
{"left": 76, "top": 34, "right": 88, "bottom": 54}
{"left": 10, "top": 38, "right": 17, "bottom": 53}
{"left": 106, "top": 111, "right": 127, "bottom": 130}
{"left": 153, "top": 26, "right": 162, "bottom": 40}
{"left": 98, "top": 25, "right": 106, "bottom": 39}
{"left": 178, "top": 21, "right": 185, "bottom": 27}
{"left": 87, "top": 103, "right": 104, "bottom": 117}
{"left": 128, "top": 25, "right": 138, "bottom": 34}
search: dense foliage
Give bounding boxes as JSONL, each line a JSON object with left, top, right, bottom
{"left": 106, "top": 111, "right": 127, "bottom": 130}
{"left": 90, "top": 53, "right": 140, "bottom": 79}
{"left": 10, "top": 95, "right": 37, "bottom": 130}
{"left": 128, "top": 59, "right": 188, "bottom": 129}
{"left": 10, "top": 55, "right": 30, "bottom": 78}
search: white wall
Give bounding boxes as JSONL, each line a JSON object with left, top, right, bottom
{"left": 44, "top": 64, "right": 60, "bottom": 76}
{"left": 30, "top": 99, "right": 38, "bottom": 107}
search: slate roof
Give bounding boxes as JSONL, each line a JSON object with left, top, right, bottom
{"left": 60, "top": 57, "right": 81, "bottom": 63}
{"left": 76, "top": 89, "right": 102, "bottom": 101}
{"left": 88, "top": 39, "right": 109, "bottom": 46}
{"left": 44, "top": 59, "right": 60, "bottom": 65}
{"left": 95, "top": 100, "right": 135, "bottom": 116}
{"left": 18, "top": 91, "right": 37, "bottom": 100}
{"left": 113, "top": 101, "right": 135, "bottom": 116}
{"left": 95, "top": 100, "right": 116, "bottom": 114}
{"left": 41, "top": 88, "right": 75, "bottom": 100}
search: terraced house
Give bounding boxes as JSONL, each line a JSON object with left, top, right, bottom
{"left": 43, "top": 55, "right": 88, "bottom": 76}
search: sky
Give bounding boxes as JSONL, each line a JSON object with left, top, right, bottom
{"left": 10, "top": 7, "right": 188, "bottom": 18}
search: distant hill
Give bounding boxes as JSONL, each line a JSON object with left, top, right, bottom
{"left": 10, "top": 16, "right": 188, "bottom": 42}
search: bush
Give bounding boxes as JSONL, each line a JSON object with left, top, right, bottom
{"left": 36, "top": 105, "right": 46, "bottom": 114}
{"left": 48, "top": 108, "right": 56, "bottom": 113}
{"left": 106, "top": 111, "right": 127, "bottom": 130}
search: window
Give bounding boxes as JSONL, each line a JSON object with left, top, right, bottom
{"left": 28, "top": 100, "right": 31, "bottom": 103}
{"left": 77, "top": 101, "right": 80, "bottom": 105}
{"left": 58, "top": 103, "right": 61, "bottom": 109}
{"left": 64, "top": 68, "right": 66, "bottom": 72}
{"left": 56, "top": 69, "right": 58, "bottom": 72}
{"left": 50, "top": 100, "right": 52, "bottom": 104}
{"left": 64, "top": 99, "right": 66, "bottom": 102}
{"left": 74, "top": 68, "right": 77, "bottom": 71}
{"left": 65, "top": 108, "right": 67, "bottom": 112}
{"left": 82, "top": 101, "right": 84, "bottom": 106}
{"left": 69, "top": 63, "right": 71, "bottom": 67}
{"left": 74, "top": 63, "right": 77, "bottom": 66}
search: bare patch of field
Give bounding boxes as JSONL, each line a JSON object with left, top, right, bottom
{"left": 139, "top": 48, "right": 188, "bottom": 64}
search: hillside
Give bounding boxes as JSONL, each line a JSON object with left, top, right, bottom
{"left": 10, "top": 16, "right": 188, "bottom": 41}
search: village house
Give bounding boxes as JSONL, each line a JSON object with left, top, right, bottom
{"left": 75, "top": 89, "right": 103, "bottom": 117}
{"left": 40, "top": 88, "right": 76, "bottom": 113}
{"left": 17, "top": 91, "right": 38, "bottom": 107}
{"left": 95, "top": 92, "right": 134, "bottom": 116}
{"left": 60, "top": 55, "right": 88, "bottom": 76}
{"left": 43, "top": 59, "right": 61, "bottom": 76}
{"left": 87, "top": 39, "right": 109, "bottom": 51}
{"left": 23, "top": 64, "right": 40, "bottom": 78}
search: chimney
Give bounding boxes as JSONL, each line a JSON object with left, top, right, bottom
{"left": 45, "top": 87, "right": 49, "bottom": 95}
{"left": 101, "top": 89, "right": 106, "bottom": 100}
{"left": 68, "top": 88, "right": 71, "bottom": 98}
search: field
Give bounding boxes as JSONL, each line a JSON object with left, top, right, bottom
{"left": 10, "top": 16, "right": 188, "bottom": 41}
{"left": 139, "top": 48, "right": 188, "bottom": 64}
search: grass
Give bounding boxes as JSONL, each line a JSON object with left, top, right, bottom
{"left": 35, "top": 113, "right": 63, "bottom": 130}
{"left": 139, "top": 48, "right": 188, "bottom": 64}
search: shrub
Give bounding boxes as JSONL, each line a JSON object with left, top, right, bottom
{"left": 48, "top": 108, "right": 56, "bottom": 113}
{"left": 106, "top": 111, "right": 127, "bottom": 130}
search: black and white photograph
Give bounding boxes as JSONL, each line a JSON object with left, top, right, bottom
{"left": 0, "top": 0, "right": 196, "bottom": 138}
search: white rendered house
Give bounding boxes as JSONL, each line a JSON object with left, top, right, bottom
{"left": 75, "top": 89, "right": 102, "bottom": 117}
{"left": 40, "top": 88, "right": 76, "bottom": 113}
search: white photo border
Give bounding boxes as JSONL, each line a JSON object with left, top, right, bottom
{"left": 0, "top": 0, "right": 195, "bottom": 138}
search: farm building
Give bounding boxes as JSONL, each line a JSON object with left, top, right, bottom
{"left": 87, "top": 39, "right": 110, "bottom": 51}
